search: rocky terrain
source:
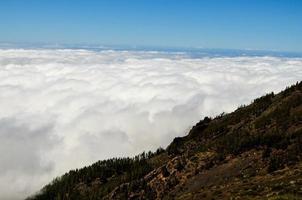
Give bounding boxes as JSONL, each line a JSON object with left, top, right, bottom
{"left": 28, "top": 81, "right": 302, "bottom": 200}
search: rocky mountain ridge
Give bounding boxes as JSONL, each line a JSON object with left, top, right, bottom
{"left": 28, "top": 81, "right": 302, "bottom": 200}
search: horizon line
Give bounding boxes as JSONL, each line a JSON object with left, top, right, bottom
{"left": 1, "top": 41, "right": 302, "bottom": 55}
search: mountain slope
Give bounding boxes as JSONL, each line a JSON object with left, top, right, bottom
{"left": 28, "top": 81, "right": 302, "bottom": 200}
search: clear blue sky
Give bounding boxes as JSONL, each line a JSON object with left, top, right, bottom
{"left": 0, "top": 0, "right": 301, "bottom": 52}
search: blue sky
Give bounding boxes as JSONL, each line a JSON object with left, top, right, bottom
{"left": 0, "top": 0, "right": 301, "bottom": 52}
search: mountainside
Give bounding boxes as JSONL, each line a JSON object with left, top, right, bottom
{"left": 28, "top": 81, "right": 302, "bottom": 200}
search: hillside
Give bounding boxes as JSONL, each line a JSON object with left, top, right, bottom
{"left": 28, "top": 81, "right": 302, "bottom": 200}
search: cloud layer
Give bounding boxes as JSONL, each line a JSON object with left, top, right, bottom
{"left": 0, "top": 49, "right": 301, "bottom": 199}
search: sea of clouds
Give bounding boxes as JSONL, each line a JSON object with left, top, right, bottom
{"left": 0, "top": 48, "right": 301, "bottom": 199}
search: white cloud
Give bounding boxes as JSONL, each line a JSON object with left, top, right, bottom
{"left": 0, "top": 49, "right": 301, "bottom": 199}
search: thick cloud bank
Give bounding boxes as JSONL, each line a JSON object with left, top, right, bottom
{"left": 0, "top": 49, "right": 301, "bottom": 199}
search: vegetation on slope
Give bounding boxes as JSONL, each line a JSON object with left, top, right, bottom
{"left": 27, "top": 149, "right": 166, "bottom": 200}
{"left": 28, "top": 81, "right": 302, "bottom": 200}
